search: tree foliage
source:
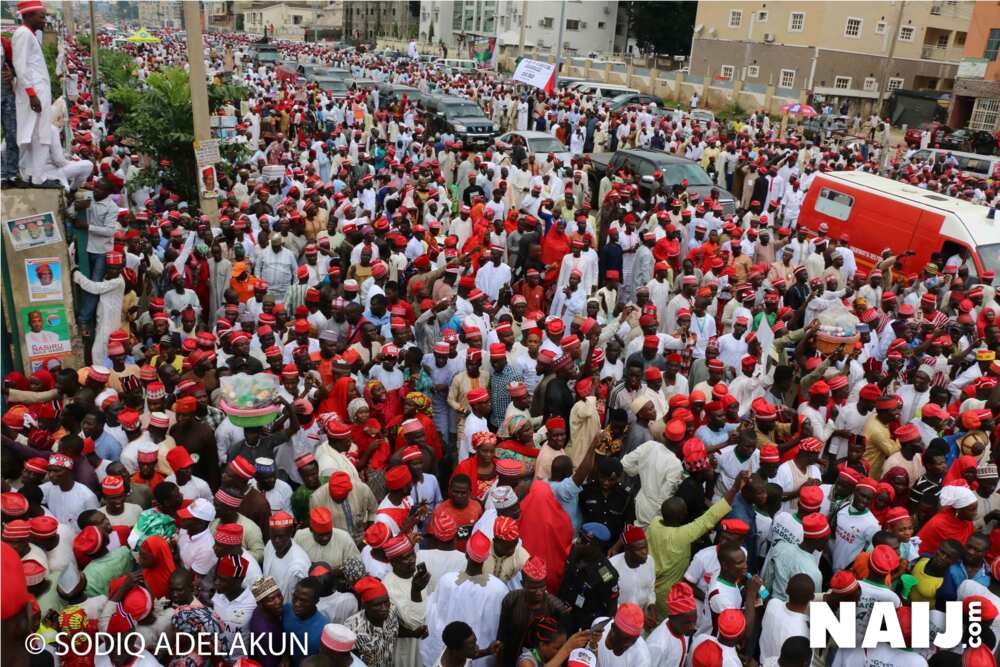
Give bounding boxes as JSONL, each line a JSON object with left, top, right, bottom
{"left": 111, "top": 67, "right": 197, "bottom": 202}
{"left": 620, "top": 1, "right": 697, "bottom": 56}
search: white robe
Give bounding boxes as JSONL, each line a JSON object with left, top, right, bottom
{"left": 421, "top": 572, "right": 509, "bottom": 667}
{"left": 385, "top": 572, "right": 426, "bottom": 667}
{"left": 262, "top": 541, "right": 311, "bottom": 601}
{"left": 72, "top": 272, "right": 125, "bottom": 366}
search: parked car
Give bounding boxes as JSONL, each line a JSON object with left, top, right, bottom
{"left": 938, "top": 128, "right": 999, "bottom": 156}
{"left": 375, "top": 83, "right": 429, "bottom": 107}
{"left": 802, "top": 115, "right": 850, "bottom": 143}
{"left": 588, "top": 149, "right": 737, "bottom": 215}
{"left": 495, "top": 131, "right": 574, "bottom": 165}
{"left": 424, "top": 95, "right": 497, "bottom": 147}
{"left": 608, "top": 93, "right": 665, "bottom": 113}
{"left": 904, "top": 148, "right": 1000, "bottom": 181}
{"left": 904, "top": 122, "right": 952, "bottom": 149}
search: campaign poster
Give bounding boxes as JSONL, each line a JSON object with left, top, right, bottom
{"left": 198, "top": 164, "right": 219, "bottom": 199}
{"left": 22, "top": 305, "right": 73, "bottom": 367}
{"left": 25, "top": 257, "right": 64, "bottom": 302}
{"left": 4, "top": 211, "right": 63, "bottom": 251}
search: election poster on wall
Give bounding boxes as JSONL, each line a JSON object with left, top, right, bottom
{"left": 25, "top": 257, "right": 64, "bottom": 303}
{"left": 22, "top": 304, "right": 73, "bottom": 370}
{"left": 4, "top": 211, "right": 63, "bottom": 252}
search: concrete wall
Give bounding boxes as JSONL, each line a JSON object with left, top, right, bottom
{"left": 1, "top": 187, "right": 83, "bottom": 374}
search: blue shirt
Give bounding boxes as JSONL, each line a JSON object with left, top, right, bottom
{"left": 282, "top": 604, "right": 330, "bottom": 667}
{"left": 549, "top": 477, "right": 582, "bottom": 531}
{"left": 726, "top": 494, "right": 763, "bottom": 571}
{"left": 94, "top": 431, "right": 122, "bottom": 462}
{"left": 938, "top": 562, "right": 990, "bottom": 604}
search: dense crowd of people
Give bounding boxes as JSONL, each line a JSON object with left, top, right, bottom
{"left": 3, "top": 2, "right": 1000, "bottom": 667}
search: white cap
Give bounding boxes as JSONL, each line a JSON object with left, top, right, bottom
{"left": 182, "top": 497, "right": 216, "bottom": 522}
{"left": 489, "top": 485, "right": 517, "bottom": 510}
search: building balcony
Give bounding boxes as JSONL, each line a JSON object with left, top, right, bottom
{"left": 921, "top": 43, "right": 962, "bottom": 61}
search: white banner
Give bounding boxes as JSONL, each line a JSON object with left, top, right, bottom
{"left": 512, "top": 58, "right": 556, "bottom": 93}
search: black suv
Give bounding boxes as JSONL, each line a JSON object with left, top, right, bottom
{"left": 424, "top": 95, "right": 497, "bottom": 147}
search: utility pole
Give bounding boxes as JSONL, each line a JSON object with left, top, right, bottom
{"left": 875, "top": 0, "right": 906, "bottom": 116}
{"left": 553, "top": 0, "right": 566, "bottom": 88}
{"left": 518, "top": 0, "right": 527, "bottom": 56}
{"left": 64, "top": 1, "right": 75, "bottom": 35}
{"left": 88, "top": 1, "right": 98, "bottom": 106}
{"left": 183, "top": 0, "right": 219, "bottom": 223}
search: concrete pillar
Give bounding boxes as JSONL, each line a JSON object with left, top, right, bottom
{"left": 626, "top": 61, "right": 633, "bottom": 87}
{"left": 674, "top": 71, "right": 684, "bottom": 103}
{"left": 604, "top": 60, "right": 612, "bottom": 83}
{"left": 650, "top": 67, "right": 659, "bottom": 97}
{"left": 764, "top": 82, "right": 776, "bottom": 115}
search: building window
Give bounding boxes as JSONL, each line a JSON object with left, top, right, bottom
{"left": 875, "top": 20, "right": 886, "bottom": 34}
{"left": 747, "top": 65, "right": 760, "bottom": 78}
{"left": 292, "top": 15, "right": 302, "bottom": 25}
{"left": 863, "top": 77, "right": 878, "bottom": 91}
{"left": 779, "top": 68, "right": 795, "bottom": 88}
{"left": 834, "top": 76, "right": 852, "bottom": 89}
{"left": 566, "top": 19, "right": 580, "bottom": 30}
{"left": 720, "top": 65, "right": 734, "bottom": 80}
{"left": 887, "top": 77, "right": 904, "bottom": 91}
{"left": 955, "top": 31, "right": 966, "bottom": 46}
{"left": 729, "top": 10, "right": 742, "bottom": 28}
{"left": 898, "top": 26, "right": 914, "bottom": 42}
{"left": 539, "top": 16, "right": 554, "bottom": 28}
{"left": 844, "top": 17, "right": 862, "bottom": 38}
{"left": 969, "top": 97, "right": 1000, "bottom": 132}
{"left": 936, "top": 34, "right": 949, "bottom": 48}
{"left": 598, "top": 21, "right": 605, "bottom": 29}
{"left": 985, "top": 28, "right": 1000, "bottom": 61}
{"left": 757, "top": 11, "right": 768, "bottom": 22}
{"left": 788, "top": 12, "right": 804, "bottom": 32}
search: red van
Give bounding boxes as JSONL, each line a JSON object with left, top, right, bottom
{"left": 796, "top": 171, "right": 998, "bottom": 277}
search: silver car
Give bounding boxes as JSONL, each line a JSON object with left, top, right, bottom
{"left": 496, "top": 131, "right": 574, "bottom": 165}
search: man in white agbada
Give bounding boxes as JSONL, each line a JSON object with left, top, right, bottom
{"left": 71, "top": 253, "right": 126, "bottom": 366}
{"left": 421, "top": 531, "right": 509, "bottom": 667}
{"left": 261, "top": 512, "right": 311, "bottom": 601}
{"left": 11, "top": 0, "right": 53, "bottom": 184}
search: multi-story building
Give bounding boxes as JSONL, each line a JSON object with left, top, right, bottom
{"left": 237, "top": 1, "right": 346, "bottom": 41}
{"left": 948, "top": 3, "right": 1000, "bottom": 132}
{"left": 418, "top": 1, "right": 618, "bottom": 55}
{"left": 137, "top": 0, "right": 183, "bottom": 29}
{"left": 344, "top": 1, "right": 419, "bottom": 42}
{"left": 690, "top": 1, "right": 973, "bottom": 115}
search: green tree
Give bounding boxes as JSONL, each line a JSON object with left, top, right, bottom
{"left": 110, "top": 67, "right": 197, "bottom": 201}
{"left": 620, "top": 1, "right": 697, "bottom": 56}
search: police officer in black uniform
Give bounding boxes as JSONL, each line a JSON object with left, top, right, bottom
{"left": 558, "top": 522, "right": 620, "bottom": 632}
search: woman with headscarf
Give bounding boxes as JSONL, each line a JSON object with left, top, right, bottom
{"left": 386, "top": 392, "right": 442, "bottom": 461}
{"left": 137, "top": 534, "right": 177, "bottom": 600}
{"left": 942, "top": 454, "right": 979, "bottom": 490}
{"left": 450, "top": 432, "right": 499, "bottom": 502}
{"left": 915, "top": 483, "right": 978, "bottom": 556}
{"left": 365, "top": 379, "right": 399, "bottom": 428}
{"left": 540, "top": 218, "right": 571, "bottom": 287}
{"left": 517, "top": 479, "right": 574, "bottom": 594}
{"left": 496, "top": 413, "right": 539, "bottom": 465}
{"left": 321, "top": 376, "right": 357, "bottom": 422}
{"left": 168, "top": 606, "right": 230, "bottom": 667}
{"left": 880, "top": 467, "right": 912, "bottom": 509}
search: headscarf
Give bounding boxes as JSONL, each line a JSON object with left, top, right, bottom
{"left": 405, "top": 391, "right": 433, "bottom": 417}
{"left": 342, "top": 557, "right": 368, "bottom": 587}
{"left": 517, "top": 480, "right": 574, "bottom": 594}
{"left": 943, "top": 455, "right": 979, "bottom": 490}
{"left": 347, "top": 397, "right": 369, "bottom": 424}
{"left": 541, "top": 221, "right": 571, "bottom": 284}
{"left": 329, "top": 376, "right": 355, "bottom": 422}
{"left": 168, "top": 607, "right": 229, "bottom": 667}
{"left": 880, "top": 467, "right": 911, "bottom": 508}
{"left": 139, "top": 535, "right": 176, "bottom": 599}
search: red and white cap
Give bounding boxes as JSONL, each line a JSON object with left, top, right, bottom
{"left": 320, "top": 624, "right": 356, "bottom": 652}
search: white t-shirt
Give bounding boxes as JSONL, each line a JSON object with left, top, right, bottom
{"left": 39, "top": 482, "right": 99, "bottom": 525}
{"left": 759, "top": 601, "right": 809, "bottom": 662}
{"left": 609, "top": 553, "right": 655, "bottom": 607}
{"left": 832, "top": 507, "right": 880, "bottom": 570}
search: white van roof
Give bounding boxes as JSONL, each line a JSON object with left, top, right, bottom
{"left": 568, "top": 81, "right": 638, "bottom": 92}
{"left": 822, "top": 171, "right": 1000, "bottom": 246}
